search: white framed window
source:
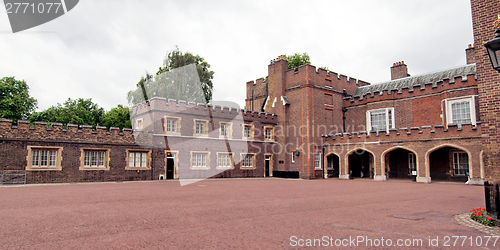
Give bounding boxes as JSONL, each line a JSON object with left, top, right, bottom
{"left": 164, "top": 116, "right": 181, "bottom": 135}
{"left": 194, "top": 120, "right": 208, "bottom": 136}
{"left": 408, "top": 153, "right": 416, "bottom": 175}
{"left": 445, "top": 96, "right": 476, "bottom": 126}
{"left": 27, "top": 146, "right": 63, "bottom": 171}
{"left": 217, "top": 153, "right": 233, "bottom": 169}
{"left": 453, "top": 152, "right": 469, "bottom": 176}
{"left": 291, "top": 151, "right": 295, "bottom": 163}
{"left": 314, "top": 153, "right": 322, "bottom": 170}
{"left": 241, "top": 154, "right": 255, "bottom": 169}
{"left": 243, "top": 125, "right": 254, "bottom": 139}
{"left": 366, "top": 108, "right": 395, "bottom": 132}
{"left": 83, "top": 150, "right": 106, "bottom": 167}
{"left": 135, "top": 118, "right": 143, "bottom": 130}
{"left": 191, "top": 152, "right": 209, "bottom": 169}
{"left": 166, "top": 118, "right": 177, "bottom": 133}
{"left": 264, "top": 127, "right": 274, "bottom": 141}
{"left": 220, "top": 122, "right": 232, "bottom": 138}
{"left": 126, "top": 150, "right": 151, "bottom": 170}
{"left": 80, "top": 148, "right": 110, "bottom": 170}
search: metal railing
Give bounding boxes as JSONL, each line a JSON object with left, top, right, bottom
{"left": 484, "top": 182, "right": 500, "bottom": 220}
{"left": 0, "top": 170, "right": 26, "bottom": 185}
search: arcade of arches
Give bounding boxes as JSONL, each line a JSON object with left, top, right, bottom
{"left": 322, "top": 140, "right": 483, "bottom": 184}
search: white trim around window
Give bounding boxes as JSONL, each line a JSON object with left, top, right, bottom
{"left": 26, "top": 146, "right": 63, "bottom": 171}
{"left": 217, "top": 152, "right": 234, "bottom": 169}
{"left": 366, "top": 107, "right": 395, "bottom": 132}
{"left": 243, "top": 124, "right": 254, "bottom": 140}
{"left": 219, "top": 122, "right": 232, "bottom": 139}
{"left": 314, "top": 152, "right": 322, "bottom": 170}
{"left": 79, "top": 148, "right": 111, "bottom": 170}
{"left": 164, "top": 116, "right": 181, "bottom": 135}
{"left": 193, "top": 119, "right": 209, "bottom": 137}
{"left": 444, "top": 96, "right": 476, "bottom": 127}
{"left": 125, "top": 149, "right": 152, "bottom": 170}
{"left": 240, "top": 153, "right": 256, "bottom": 169}
{"left": 264, "top": 126, "right": 274, "bottom": 141}
{"left": 191, "top": 151, "right": 210, "bottom": 170}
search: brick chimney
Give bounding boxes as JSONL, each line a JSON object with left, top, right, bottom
{"left": 390, "top": 61, "right": 410, "bottom": 80}
{"left": 465, "top": 44, "right": 476, "bottom": 64}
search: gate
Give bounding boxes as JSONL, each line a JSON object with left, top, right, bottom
{"left": 1, "top": 170, "right": 27, "bottom": 185}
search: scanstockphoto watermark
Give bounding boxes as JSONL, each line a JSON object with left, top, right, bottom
{"left": 289, "top": 235, "right": 500, "bottom": 247}
{"left": 3, "top": 0, "right": 79, "bottom": 33}
{"left": 248, "top": 122, "right": 369, "bottom": 156}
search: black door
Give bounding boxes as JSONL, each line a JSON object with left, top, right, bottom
{"left": 265, "top": 157, "right": 270, "bottom": 177}
{"left": 166, "top": 158, "right": 174, "bottom": 179}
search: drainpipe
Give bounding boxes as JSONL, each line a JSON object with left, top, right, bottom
{"left": 342, "top": 108, "right": 347, "bottom": 133}
{"left": 321, "top": 135, "right": 327, "bottom": 179}
{"left": 251, "top": 89, "right": 254, "bottom": 111}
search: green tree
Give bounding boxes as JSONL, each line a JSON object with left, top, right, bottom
{"left": 30, "top": 98, "right": 104, "bottom": 127}
{"left": 0, "top": 77, "right": 37, "bottom": 121}
{"left": 127, "top": 46, "right": 214, "bottom": 105}
{"left": 283, "top": 52, "right": 311, "bottom": 71}
{"left": 100, "top": 105, "right": 132, "bottom": 130}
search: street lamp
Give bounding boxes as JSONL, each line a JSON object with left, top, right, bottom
{"left": 485, "top": 16, "right": 500, "bottom": 72}
{"left": 485, "top": 27, "right": 500, "bottom": 72}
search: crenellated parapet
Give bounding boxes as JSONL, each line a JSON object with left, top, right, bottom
{"left": 0, "top": 119, "right": 135, "bottom": 144}
{"left": 346, "top": 64, "right": 477, "bottom": 106}
{"left": 132, "top": 97, "right": 278, "bottom": 123}
{"left": 283, "top": 64, "right": 370, "bottom": 94}
{"left": 322, "top": 123, "right": 480, "bottom": 145}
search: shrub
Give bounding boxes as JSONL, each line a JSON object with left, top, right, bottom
{"left": 470, "top": 207, "right": 494, "bottom": 227}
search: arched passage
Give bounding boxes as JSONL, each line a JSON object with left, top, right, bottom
{"left": 326, "top": 153, "right": 340, "bottom": 178}
{"left": 382, "top": 147, "right": 418, "bottom": 180}
{"left": 427, "top": 144, "right": 471, "bottom": 182}
{"left": 347, "top": 149, "right": 374, "bottom": 179}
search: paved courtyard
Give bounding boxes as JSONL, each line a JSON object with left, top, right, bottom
{"left": 0, "top": 178, "right": 496, "bottom": 249}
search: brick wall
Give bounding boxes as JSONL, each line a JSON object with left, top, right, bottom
{"left": 471, "top": 0, "right": 500, "bottom": 183}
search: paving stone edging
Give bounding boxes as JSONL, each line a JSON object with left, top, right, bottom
{"left": 454, "top": 213, "right": 500, "bottom": 236}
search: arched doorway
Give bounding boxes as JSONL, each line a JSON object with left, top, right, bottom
{"left": 326, "top": 153, "right": 340, "bottom": 178}
{"left": 427, "top": 145, "right": 470, "bottom": 182}
{"left": 383, "top": 148, "right": 417, "bottom": 179}
{"left": 348, "top": 149, "right": 374, "bottom": 179}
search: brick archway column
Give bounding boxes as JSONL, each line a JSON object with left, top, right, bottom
{"left": 418, "top": 149, "right": 432, "bottom": 183}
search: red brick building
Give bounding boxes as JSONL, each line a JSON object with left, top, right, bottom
{"left": 246, "top": 55, "right": 483, "bottom": 184}
{"left": 470, "top": 0, "right": 500, "bottom": 184}
{"left": 2, "top": 0, "right": 499, "bottom": 185}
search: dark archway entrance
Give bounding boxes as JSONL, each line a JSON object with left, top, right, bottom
{"left": 326, "top": 154, "right": 340, "bottom": 178}
{"left": 348, "top": 150, "right": 373, "bottom": 178}
{"left": 265, "top": 155, "right": 271, "bottom": 177}
{"left": 384, "top": 148, "right": 416, "bottom": 179}
{"left": 428, "top": 146, "right": 469, "bottom": 182}
{"left": 166, "top": 158, "right": 175, "bottom": 179}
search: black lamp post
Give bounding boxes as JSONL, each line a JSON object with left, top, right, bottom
{"left": 485, "top": 27, "right": 500, "bottom": 72}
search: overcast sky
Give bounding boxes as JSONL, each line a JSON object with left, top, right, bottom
{"left": 0, "top": 0, "right": 474, "bottom": 112}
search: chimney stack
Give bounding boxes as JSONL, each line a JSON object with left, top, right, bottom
{"left": 465, "top": 44, "right": 476, "bottom": 64}
{"left": 390, "top": 61, "right": 410, "bottom": 80}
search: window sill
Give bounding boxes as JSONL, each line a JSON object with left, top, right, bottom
{"left": 191, "top": 167, "right": 210, "bottom": 170}
{"left": 216, "top": 166, "right": 234, "bottom": 170}
{"left": 240, "top": 166, "right": 256, "bottom": 170}
{"left": 80, "top": 166, "right": 109, "bottom": 171}
{"left": 26, "top": 167, "right": 61, "bottom": 171}
{"left": 125, "top": 166, "right": 151, "bottom": 171}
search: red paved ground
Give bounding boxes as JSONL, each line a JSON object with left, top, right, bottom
{"left": 0, "top": 178, "right": 494, "bottom": 249}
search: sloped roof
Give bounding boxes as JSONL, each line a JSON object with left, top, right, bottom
{"left": 353, "top": 64, "right": 476, "bottom": 99}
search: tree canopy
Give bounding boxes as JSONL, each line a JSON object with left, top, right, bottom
{"left": 100, "top": 104, "right": 131, "bottom": 130}
{"left": 127, "top": 46, "right": 214, "bottom": 105}
{"left": 283, "top": 52, "right": 311, "bottom": 71}
{"left": 30, "top": 98, "right": 132, "bottom": 130}
{"left": 30, "top": 98, "right": 104, "bottom": 127}
{"left": 0, "top": 77, "right": 37, "bottom": 121}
